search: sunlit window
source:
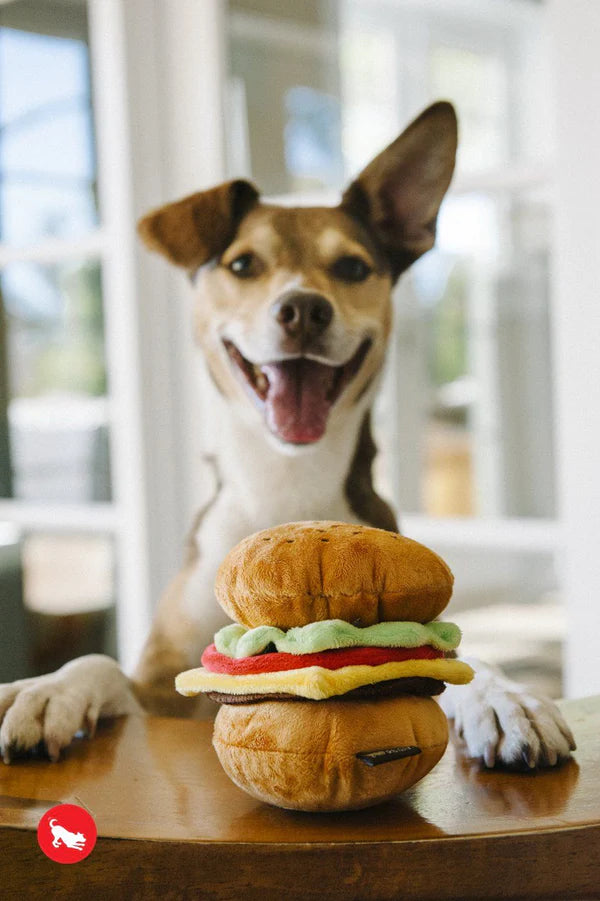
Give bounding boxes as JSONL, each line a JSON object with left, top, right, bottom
{"left": 0, "top": 1, "right": 115, "bottom": 680}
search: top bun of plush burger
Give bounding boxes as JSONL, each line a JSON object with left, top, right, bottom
{"left": 215, "top": 521, "right": 453, "bottom": 629}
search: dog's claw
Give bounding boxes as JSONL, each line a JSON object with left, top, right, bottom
{"left": 564, "top": 727, "right": 577, "bottom": 752}
{"left": 85, "top": 705, "right": 99, "bottom": 739}
{"left": 545, "top": 746, "right": 558, "bottom": 767}
{"left": 46, "top": 739, "right": 60, "bottom": 763}
{"left": 521, "top": 747, "right": 536, "bottom": 769}
{"left": 483, "top": 742, "right": 496, "bottom": 769}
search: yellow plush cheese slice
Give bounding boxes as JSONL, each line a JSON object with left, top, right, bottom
{"left": 175, "top": 658, "right": 474, "bottom": 701}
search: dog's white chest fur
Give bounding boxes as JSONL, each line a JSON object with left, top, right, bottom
{"left": 182, "top": 388, "right": 372, "bottom": 639}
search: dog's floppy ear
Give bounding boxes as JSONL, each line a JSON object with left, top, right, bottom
{"left": 137, "top": 179, "right": 259, "bottom": 270}
{"left": 341, "top": 101, "right": 457, "bottom": 279}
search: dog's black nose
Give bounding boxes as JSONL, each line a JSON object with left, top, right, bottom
{"left": 271, "top": 292, "right": 333, "bottom": 341}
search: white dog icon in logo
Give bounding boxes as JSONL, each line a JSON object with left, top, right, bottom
{"left": 48, "top": 818, "right": 87, "bottom": 852}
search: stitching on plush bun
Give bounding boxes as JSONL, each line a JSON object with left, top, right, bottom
{"left": 318, "top": 540, "right": 324, "bottom": 603}
{"left": 247, "top": 586, "right": 447, "bottom": 602}
{"left": 213, "top": 739, "right": 448, "bottom": 759}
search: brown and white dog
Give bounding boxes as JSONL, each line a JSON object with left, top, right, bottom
{"left": 0, "top": 102, "right": 574, "bottom": 769}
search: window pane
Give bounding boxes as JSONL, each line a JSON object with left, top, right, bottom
{"left": 339, "top": 24, "right": 400, "bottom": 178}
{"left": 228, "top": 1, "right": 552, "bottom": 190}
{"left": 0, "top": 1, "right": 98, "bottom": 245}
{"left": 374, "top": 188, "right": 554, "bottom": 519}
{"left": 444, "top": 545, "right": 562, "bottom": 697}
{"left": 229, "top": 2, "right": 341, "bottom": 194}
{"left": 0, "top": 257, "right": 111, "bottom": 502}
{"left": 430, "top": 44, "right": 509, "bottom": 173}
{"left": 1, "top": 530, "right": 116, "bottom": 680}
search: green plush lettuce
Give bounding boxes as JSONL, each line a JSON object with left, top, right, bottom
{"left": 214, "top": 619, "right": 461, "bottom": 659}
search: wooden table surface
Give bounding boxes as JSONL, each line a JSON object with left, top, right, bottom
{"left": 1, "top": 696, "right": 599, "bottom": 900}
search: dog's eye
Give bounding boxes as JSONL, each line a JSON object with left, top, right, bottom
{"left": 330, "top": 256, "right": 372, "bottom": 283}
{"left": 228, "top": 252, "right": 259, "bottom": 278}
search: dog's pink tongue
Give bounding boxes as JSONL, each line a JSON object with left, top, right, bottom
{"left": 261, "top": 359, "right": 337, "bottom": 444}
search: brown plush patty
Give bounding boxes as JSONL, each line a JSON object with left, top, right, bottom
{"left": 206, "top": 676, "right": 445, "bottom": 705}
{"left": 215, "top": 521, "right": 454, "bottom": 629}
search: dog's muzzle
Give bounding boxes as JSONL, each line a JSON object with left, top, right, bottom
{"left": 224, "top": 334, "right": 372, "bottom": 446}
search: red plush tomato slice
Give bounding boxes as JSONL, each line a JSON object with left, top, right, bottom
{"left": 201, "top": 644, "right": 443, "bottom": 675}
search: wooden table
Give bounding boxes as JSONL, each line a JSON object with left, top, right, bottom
{"left": 1, "top": 696, "right": 599, "bottom": 900}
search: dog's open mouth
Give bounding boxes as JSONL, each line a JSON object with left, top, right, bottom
{"left": 223, "top": 339, "right": 371, "bottom": 444}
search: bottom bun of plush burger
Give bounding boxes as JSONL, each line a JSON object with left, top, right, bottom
{"left": 213, "top": 695, "right": 448, "bottom": 812}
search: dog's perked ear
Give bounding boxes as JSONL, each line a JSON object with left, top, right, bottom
{"left": 341, "top": 101, "right": 457, "bottom": 280}
{"left": 137, "top": 179, "right": 259, "bottom": 271}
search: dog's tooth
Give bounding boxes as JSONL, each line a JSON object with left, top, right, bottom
{"left": 255, "top": 372, "right": 268, "bottom": 394}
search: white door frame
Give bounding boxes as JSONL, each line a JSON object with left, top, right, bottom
{"left": 89, "top": 0, "right": 227, "bottom": 671}
{"left": 548, "top": 0, "right": 600, "bottom": 697}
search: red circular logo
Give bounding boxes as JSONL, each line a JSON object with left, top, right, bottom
{"left": 37, "top": 803, "right": 97, "bottom": 864}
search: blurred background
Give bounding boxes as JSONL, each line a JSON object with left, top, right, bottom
{"left": 0, "top": 0, "right": 597, "bottom": 700}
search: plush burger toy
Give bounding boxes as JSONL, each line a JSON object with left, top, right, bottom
{"left": 176, "top": 522, "right": 474, "bottom": 811}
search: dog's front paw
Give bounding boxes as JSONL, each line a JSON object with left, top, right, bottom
{"left": 440, "top": 660, "right": 576, "bottom": 769}
{"left": 0, "top": 655, "right": 141, "bottom": 764}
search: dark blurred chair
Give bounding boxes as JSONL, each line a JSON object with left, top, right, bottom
{"left": 0, "top": 523, "right": 27, "bottom": 682}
